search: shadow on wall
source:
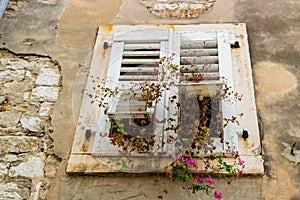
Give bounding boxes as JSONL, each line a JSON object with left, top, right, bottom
{"left": 0, "top": 0, "right": 9, "bottom": 19}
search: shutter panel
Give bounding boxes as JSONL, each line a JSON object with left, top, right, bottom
{"left": 92, "top": 28, "right": 239, "bottom": 157}
{"left": 178, "top": 31, "right": 238, "bottom": 156}
{"left": 92, "top": 29, "right": 172, "bottom": 156}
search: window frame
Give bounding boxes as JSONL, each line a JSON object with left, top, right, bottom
{"left": 67, "top": 24, "right": 263, "bottom": 175}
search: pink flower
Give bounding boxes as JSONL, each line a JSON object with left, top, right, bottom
{"left": 238, "top": 158, "right": 245, "bottom": 169}
{"left": 177, "top": 156, "right": 198, "bottom": 168}
{"left": 214, "top": 190, "right": 223, "bottom": 200}
{"left": 204, "top": 175, "right": 216, "bottom": 185}
{"left": 186, "top": 157, "right": 198, "bottom": 168}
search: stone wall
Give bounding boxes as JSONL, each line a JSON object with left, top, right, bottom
{"left": 0, "top": 49, "right": 62, "bottom": 200}
{"left": 139, "top": 0, "right": 216, "bottom": 18}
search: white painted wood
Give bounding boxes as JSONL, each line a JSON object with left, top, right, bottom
{"left": 181, "top": 41, "right": 217, "bottom": 49}
{"left": 217, "top": 31, "right": 239, "bottom": 154}
{"left": 118, "top": 81, "right": 158, "bottom": 89}
{"left": 162, "top": 31, "right": 181, "bottom": 156}
{"left": 152, "top": 40, "right": 169, "bottom": 154}
{"left": 114, "top": 28, "right": 169, "bottom": 42}
{"left": 122, "top": 58, "right": 160, "bottom": 65}
{"left": 123, "top": 51, "right": 160, "bottom": 57}
{"left": 124, "top": 43, "right": 160, "bottom": 50}
{"left": 120, "top": 67, "right": 159, "bottom": 73}
{"left": 181, "top": 32, "right": 217, "bottom": 41}
{"left": 119, "top": 75, "right": 158, "bottom": 81}
{"left": 180, "top": 56, "right": 218, "bottom": 64}
{"left": 180, "top": 64, "right": 219, "bottom": 73}
{"left": 180, "top": 72, "right": 220, "bottom": 81}
{"left": 92, "top": 42, "right": 125, "bottom": 156}
{"left": 181, "top": 49, "right": 218, "bottom": 56}
{"left": 180, "top": 31, "right": 225, "bottom": 156}
{"left": 70, "top": 24, "right": 262, "bottom": 174}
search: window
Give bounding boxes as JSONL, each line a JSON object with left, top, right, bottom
{"left": 67, "top": 24, "right": 263, "bottom": 174}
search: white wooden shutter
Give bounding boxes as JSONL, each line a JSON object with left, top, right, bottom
{"left": 178, "top": 31, "right": 238, "bottom": 156}
{"left": 92, "top": 28, "right": 238, "bottom": 157}
{"left": 92, "top": 29, "right": 173, "bottom": 156}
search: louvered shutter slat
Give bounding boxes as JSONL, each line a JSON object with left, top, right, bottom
{"left": 123, "top": 51, "right": 160, "bottom": 57}
{"left": 180, "top": 64, "right": 219, "bottom": 73}
{"left": 122, "top": 58, "right": 160, "bottom": 65}
{"left": 180, "top": 56, "right": 219, "bottom": 64}
{"left": 124, "top": 43, "right": 160, "bottom": 50}
{"left": 181, "top": 49, "right": 218, "bottom": 56}
{"left": 120, "top": 67, "right": 159, "bottom": 73}
{"left": 180, "top": 41, "right": 217, "bottom": 49}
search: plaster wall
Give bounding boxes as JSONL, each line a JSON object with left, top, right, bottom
{"left": 0, "top": 0, "right": 299, "bottom": 199}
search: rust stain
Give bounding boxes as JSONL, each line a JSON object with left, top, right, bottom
{"left": 167, "top": 25, "right": 175, "bottom": 30}
{"left": 106, "top": 24, "right": 113, "bottom": 32}
{"left": 80, "top": 143, "right": 88, "bottom": 152}
{"left": 236, "top": 34, "right": 245, "bottom": 40}
{"left": 74, "top": 163, "right": 88, "bottom": 173}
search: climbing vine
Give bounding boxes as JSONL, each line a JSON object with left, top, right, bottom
{"left": 86, "top": 53, "right": 245, "bottom": 199}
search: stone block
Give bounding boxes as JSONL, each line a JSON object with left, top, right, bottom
{"left": 9, "top": 156, "right": 44, "bottom": 178}
{"left": 0, "top": 163, "right": 8, "bottom": 181}
{"left": 0, "top": 183, "right": 22, "bottom": 200}
{"left": 0, "top": 136, "right": 39, "bottom": 153}
{"left": 36, "top": 68, "right": 61, "bottom": 86}
{"left": 0, "top": 70, "right": 25, "bottom": 83}
{"left": 6, "top": 60, "right": 29, "bottom": 70}
{"left": 0, "top": 111, "right": 21, "bottom": 128}
{"left": 31, "top": 86, "right": 59, "bottom": 102}
{"left": 139, "top": 0, "right": 215, "bottom": 18}
{"left": 3, "top": 154, "right": 19, "bottom": 162}
{"left": 39, "top": 102, "right": 54, "bottom": 117}
{"left": 20, "top": 116, "right": 42, "bottom": 132}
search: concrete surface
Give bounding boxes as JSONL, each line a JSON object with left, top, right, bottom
{"left": 0, "top": 0, "right": 299, "bottom": 199}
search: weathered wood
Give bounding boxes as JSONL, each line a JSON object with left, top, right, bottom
{"left": 118, "top": 81, "right": 158, "bottom": 89}
{"left": 180, "top": 64, "right": 219, "bottom": 73}
{"left": 181, "top": 41, "right": 217, "bottom": 49}
{"left": 114, "top": 28, "right": 169, "bottom": 42}
{"left": 67, "top": 154, "right": 264, "bottom": 175}
{"left": 120, "top": 67, "right": 159, "bottom": 73}
{"left": 69, "top": 24, "right": 262, "bottom": 174}
{"left": 91, "top": 42, "right": 125, "bottom": 156}
{"left": 218, "top": 31, "right": 239, "bottom": 154}
{"left": 181, "top": 32, "right": 217, "bottom": 42}
{"left": 180, "top": 72, "right": 220, "bottom": 81}
{"left": 122, "top": 58, "right": 160, "bottom": 65}
{"left": 119, "top": 75, "right": 158, "bottom": 81}
{"left": 180, "top": 56, "right": 218, "bottom": 64}
{"left": 123, "top": 51, "right": 160, "bottom": 57}
{"left": 180, "top": 49, "right": 218, "bottom": 56}
{"left": 161, "top": 31, "right": 181, "bottom": 156}
{"left": 124, "top": 43, "right": 160, "bottom": 50}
